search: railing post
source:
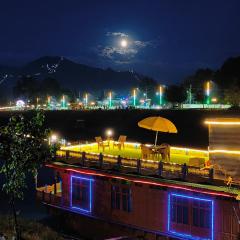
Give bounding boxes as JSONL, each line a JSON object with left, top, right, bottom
{"left": 65, "top": 150, "right": 69, "bottom": 160}
{"left": 82, "top": 151, "right": 86, "bottom": 166}
{"left": 158, "top": 161, "right": 163, "bottom": 177}
{"left": 137, "top": 159, "right": 141, "bottom": 174}
{"left": 209, "top": 168, "right": 214, "bottom": 183}
{"left": 117, "top": 155, "right": 122, "bottom": 171}
{"left": 99, "top": 153, "right": 103, "bottom": 169}
{"left": 49, "top": 191, "right": 52, "bottom": 204}
{"left": 181, "top": 163, "right": 188, "bottom": 180}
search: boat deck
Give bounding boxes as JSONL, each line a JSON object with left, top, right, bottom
{"left": 61, "top": 142, "right": 209, "bottom": 165}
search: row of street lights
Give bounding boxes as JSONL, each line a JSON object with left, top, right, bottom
{"left": 21, "top": 82, "right": 213, "bottom": 109}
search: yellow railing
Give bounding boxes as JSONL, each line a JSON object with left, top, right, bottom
{"left": 36, "top": 182, "right": 62, "bottom": 193}
{"left": 61, "top": 142, "right": 209, "bottom": 159}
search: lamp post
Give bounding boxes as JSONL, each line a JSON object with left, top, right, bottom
{"left": 85, "top": 93, "right": 88, "bottom": 106}
{"left": 109, "top": 91, "right": 112, "bottom": 108}
{"left": 205, "top": 81, "right": 211, "bottom": 105}
{"left": 189, "top": 85, "right": 192, "bottom": 104}
{"left": 49, "top": 134, "right": 58, "bottom": 145}
{"left": 159, "top": 85, "right": 163, "bottom": 106}
{"left": 47, "top": 96, "right": 51, "bottom": 109}
{"left": 61, "top": 95, "right": 66, "bottom": 109}
{"left": 133, "top": 89, "right": 136, "bottom": 107}
{"left": 36, "top": 97, "right": 39, "bottom": 108}
{"left": 106, "top": 129, "right": 113, "bottom": 141}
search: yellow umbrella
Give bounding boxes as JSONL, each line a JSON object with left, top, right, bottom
{"left": 138, "top": 116, "right": 177, "bottom": 146}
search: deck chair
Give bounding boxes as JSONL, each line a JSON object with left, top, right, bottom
{"left": 140, "top": 144, "right": 154, "bottom": 160}
{"left": 95, "top": 136, "right": 110, "bottom": 151}
{"left": 158, "top": 143, "right": 171, "bottom": 161}
{"left": 113, "top": 135, "right": 127, "bottom": 150}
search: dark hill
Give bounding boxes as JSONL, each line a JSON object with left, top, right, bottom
{"left": 0, "top": 56, "right": 140, "bottom": 92}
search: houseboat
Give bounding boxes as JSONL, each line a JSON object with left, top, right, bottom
{"left": 37, "top": 118, "right": 240, "bottom": 239}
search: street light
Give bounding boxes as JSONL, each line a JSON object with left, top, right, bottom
{"left": 85, "top": 93, "right": 88, "bottom": 106}
{"left": 36, "top": 97, "right": 39, "bottom": 106}
{"left": 47, "top": 96, "right": 51, "bottom": 107}
{"left": 49, "top": 134, "right": 58, "bottom": 145}
{"left": 61, "top": 95, "right": 66, "bottom": 108}
{"left": 106, "top": 129, "right": 113, "bottom": 141}
{"left": 106, "top": 129, "right": 113, "bottom": 137}
{"left": 211, "top": 97, "right": 217, "bottom": 103}
{"left": 109, "top": 92, "right": 112, "bottom": 108}
{"left": 205, "top": 81, "right": 211, "bottom": 105}
{"left": 159, "top": 85, "right": 163, "bottom": 106}
{"left": 51, "top": 134, "right": 57, "bottom": 142}
{"left": 133, "top": 89, "right": 136, "bottom": 107}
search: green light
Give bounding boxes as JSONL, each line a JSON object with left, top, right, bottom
{"left": 187, "top": 85, "right": 192, "bottom": 104}
{"left": 47, "top": 96, "right": 51, "bottom": 109}
{"left": 109, "top": 92, "right": 112, "bottom": 108}
{"left": 61, "top": 95, "right": 66, "bottom": 108}
{"left": 85, "top": 93, "right": 88, "bottom": 106}
{"left": 205, "top": 81, "right": 211, "bottom": 105}
{"left": 206, "top": 96, "right": 210, "bottom": 105}
{"left": 159, "top": 86, "right": 163, "bottom": 106}
{"left": 133, "top": 89, "right": 136, "bottom": 106}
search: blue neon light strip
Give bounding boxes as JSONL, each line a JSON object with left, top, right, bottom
{"left": 168, "top": 193, "right": 214, "bottom": 240}
{"left": 70, "top": 175, "right": 94, "bottom": 213}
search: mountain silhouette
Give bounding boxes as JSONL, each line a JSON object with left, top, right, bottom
{"left": 0, "top": 56, "right": 141, "bottom": 93}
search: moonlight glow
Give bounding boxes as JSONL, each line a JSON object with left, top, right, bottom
{"left": 120, "top": 39, "right": 128, "bottom": 48}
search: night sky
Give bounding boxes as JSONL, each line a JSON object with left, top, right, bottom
{"left": 1, "top": 0, "right": 240, "bottom": 83}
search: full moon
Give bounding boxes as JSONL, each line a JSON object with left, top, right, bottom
{"left": 120, "top": 39, "right": 128, "bottom": 48}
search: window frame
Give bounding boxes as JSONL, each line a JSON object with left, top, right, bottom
{"left": 70, "top": 175, "right": 93, "bottom": 213}
{"left": 168, "top": 193, "right": 214, "bottom": 240}
{"left": 111, "top": 184, "right": 132, "bottom": 212}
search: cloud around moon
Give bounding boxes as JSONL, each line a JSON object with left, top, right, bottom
{"left": 98, "top": 31, "right": 156, "bottom": 64}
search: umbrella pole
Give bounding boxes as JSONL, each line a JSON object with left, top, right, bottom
{"left": 155, "top": 131, "right": 158, "bottom": 146}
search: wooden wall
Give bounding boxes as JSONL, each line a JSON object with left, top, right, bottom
{"left": 57, "top": 169, "right": 239, "bottom": 239}
{"left": 209, "top": 123, "right": 240, "bottom": 180}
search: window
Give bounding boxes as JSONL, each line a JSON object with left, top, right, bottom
{"left": 71, "top": 175, "right": 93, "bottom": 213}
{"left": 171, "top": 195, "right": 189, "bottom": 224}
{"left": 193, "top": 200, "right": 211, "bottom": 228}
{"left": 122, "top": 188, "right": 131, "bottom": 212}
{"left": 111, "top": 185, "right": 132, "bottom": 212}
{"left": 111, "top": 185, "right": 120, "bottom": 210}
{"left": 168, "top": 193, "right": 214, "bottom": 240}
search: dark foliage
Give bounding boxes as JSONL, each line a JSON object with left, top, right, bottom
{"left": 0, "top": 111, "right": 54, "bottom": 239}
{"left": 166, "top": 85, "right": 186, "bottom": 104}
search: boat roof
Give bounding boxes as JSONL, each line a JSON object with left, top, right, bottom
{"left": 46, "top": 161, "right": 240, "bottom": 200}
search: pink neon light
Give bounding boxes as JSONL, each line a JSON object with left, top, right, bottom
{"left": 46, "top": 164, "right": 235, "bottom": 198}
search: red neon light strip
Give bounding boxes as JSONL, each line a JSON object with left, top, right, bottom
{"left": 46, "top": 164, "right": 235, "bottom": 198}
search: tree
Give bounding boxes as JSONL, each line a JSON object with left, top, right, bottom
{"left": 215, "top": 57, "right": 240, "bottom": 89}
{"left": 224, "top": 85, "right": 240, "bottom": 107}
{"left": 166, "top": 85, "right": 186, "bottom": 104}
{"left": 0, "top": 111, "right": 54, "bottom": 239}
{"left": 183, "top": 68, "right": 215, "bottom": 103}
{"left": 13, "top": 75, "right": 40, "bottom": 102}
{"left": 40, "top": 77, "right": 62, "bottom": 98}
{"left": 138, "top": 77, "right": 158, "bottom": 103}
{"left": 0, "top": 84, "right": 5, "bottom": 104}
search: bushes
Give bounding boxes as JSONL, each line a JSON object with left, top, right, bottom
{"left": 0, "top": 215, "right": 64, "bottom": 240}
